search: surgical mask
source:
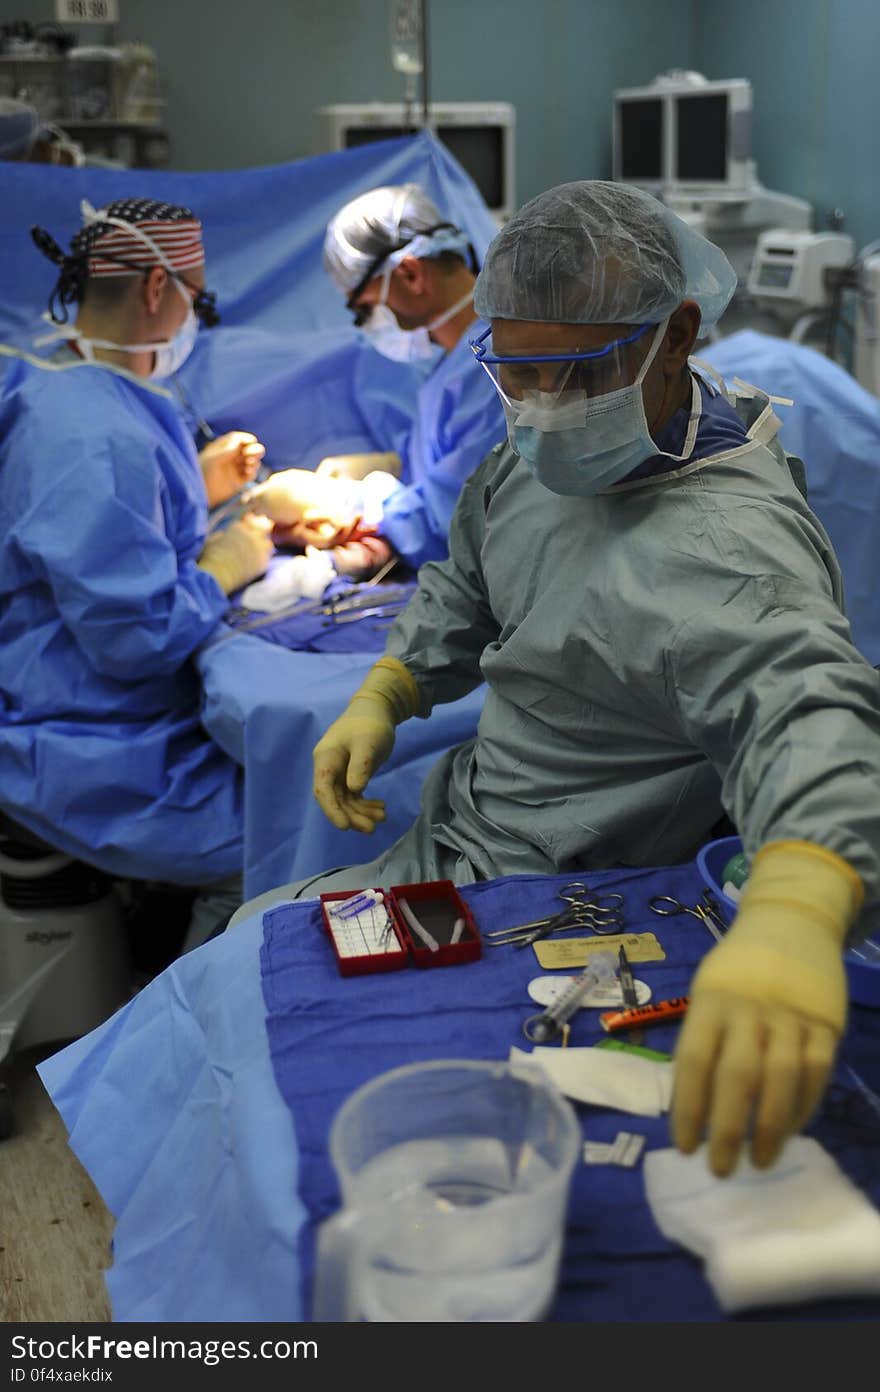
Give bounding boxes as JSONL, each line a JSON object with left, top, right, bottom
{"left": 360, "top": 302, "right": 441, "bottom": 367}
{"left": 504, "top": 320, "right": 700, "bottom": 496}
{"left": 36, "top": 279, "right": 199, "bottom": 379}
{"left": 148, "top": 284, "right": 199, "bottom": 378}
{"left": 360, "top": 279, "right": 473, "bottom": 370}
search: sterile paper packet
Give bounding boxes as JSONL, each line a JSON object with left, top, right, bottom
{"left": 510, "top": 1044, "right": 673, "bottom": 1116}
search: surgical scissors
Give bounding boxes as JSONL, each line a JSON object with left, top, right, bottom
{"left": 485, "top": 880, "right": 625, "bottom": 948}
{"left": 648, "top": 889, "right": 727, "bottom": 944}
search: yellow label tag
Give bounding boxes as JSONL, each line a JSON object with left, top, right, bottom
{"left": 534, "top": 932, "right": 666, "bottom": 968}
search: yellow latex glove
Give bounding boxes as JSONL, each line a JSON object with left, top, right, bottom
{"left": 198, "top": 515, "right": 274, "bottom": 595}
{"left": 312, "top": 657, "right": 419, "bottom": 833}
{"left": 316, "top": 451, "right": 402, "bottom": 482}
{"left": 245, "top": 468, "right": 354, "bottom": 528}
{"left": 672, "top": 839, "right": 863, "bottom": 1178}
{"left": 199, "top": 431, "right": 266, "bottom": 508}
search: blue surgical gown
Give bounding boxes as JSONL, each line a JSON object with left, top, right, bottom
{"left": 377, "top": 320, "right": 506, "bottom": 568}
{"left": 0, "top": 350, "right": 243, "bottom": 885}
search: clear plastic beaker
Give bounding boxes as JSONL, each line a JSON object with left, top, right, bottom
{"left": 313, "top": 1057, "right": 581, "bottom": 1322}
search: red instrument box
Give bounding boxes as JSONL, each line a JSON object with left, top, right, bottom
{"left": 387, "top": 879, "right": 482, "bottom": 968}
{"left": 319, "top": 881, "right": 482, "bottom": 976}
{"left": 319, "top": 888, "right": 408, "bottom": 978}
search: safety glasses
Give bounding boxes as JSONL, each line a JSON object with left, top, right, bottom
{"left": 175, "top": 273, "right": 220, "bottom": 327}
{"left": 469, "top": 321, "right": 656, "bottom": 402}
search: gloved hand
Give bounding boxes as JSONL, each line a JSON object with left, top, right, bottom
{"left": 672, "top": 839, "right": 863, "bottom": 1178}
{"left": 312, "top": 657, "right": 419, "bottom": 833}
{"left": 198, "top": 515, "right": 274, "bottom": 595}
{"left": 245, "top": 468, "right": 355, "bottom": 528}
{"left": 284, "top": 469, "right": 402, "bottom": 552}
{"left": 317, "top": 451, "right": 402, "bottom": 482}
{"left": 331, "top": 534, "right": 396, "bottom": 579}
{"left": 272, "top": 516, "right": 360, "bottom": 551}
{"left": 199, "top": 431, "right": 266, "bottom": 508}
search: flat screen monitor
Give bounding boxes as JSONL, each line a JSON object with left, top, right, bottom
{"left": 613, "top": 78, "right": 752, "bottom": 194}
{"left": 613, "top": 87, "right": 665, "bottom": 190}
{"left": 312, "top": 103, "right": 516, "bottom": 223}
{"left": 675, "top": 92, "right": 729, "bottom": 183}
{"left": 617, "top": 96, "right": 664, "bottom": 183}
{"left": 343, "top": 123, "right": 505, "bottom": 213}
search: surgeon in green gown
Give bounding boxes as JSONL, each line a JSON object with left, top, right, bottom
{"left": 234, "top": 182, "right": 880, "bottom": 1179}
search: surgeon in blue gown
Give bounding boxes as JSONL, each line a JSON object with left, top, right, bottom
{"left": 246, "top": 184, "right": 506, "bottom": 577}
{"left": 0, "top": 96, "right": 44, "bottom": 161}
{"left": 0, "top": 94, "right": 82, "bottom": 167}
{"left": 0, "top": 197, "right": 277, "bottom": 946}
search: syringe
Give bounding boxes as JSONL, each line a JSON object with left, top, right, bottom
{"left": 522, "top": 951, "right": 617, "bottom": 1043}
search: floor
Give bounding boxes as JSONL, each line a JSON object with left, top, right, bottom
{"left": 0, "top": 1046, "right": 113, "bottom": 1322}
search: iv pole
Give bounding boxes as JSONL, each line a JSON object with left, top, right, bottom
{"left": 419, "top": 0, "right": 429, "bottom": 130}
{"left": 394, "top": 0, "right": 429, "bottom": 133}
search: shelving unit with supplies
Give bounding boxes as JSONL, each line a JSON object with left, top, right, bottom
{"left": 0, "top": 37, "right": 169, "bottom": 168}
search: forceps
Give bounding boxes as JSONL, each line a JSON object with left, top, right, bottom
{"left": 485, "top": 880, "right": 625, "bottom": 948}
{"left": 227, "top": 579, "right": 413, "bottom": 635}
{"left": 320, "top": 583, "right": 414, "bottom": 618}
{"left": 322, "top": 601, "right": 410, "bottom": 626}
{"left": 649, "top": 889, "right": 727, "bottom": 944}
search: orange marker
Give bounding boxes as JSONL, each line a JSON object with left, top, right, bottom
{"left": 600, "top": 996, "right": 689, "bottom": 1034}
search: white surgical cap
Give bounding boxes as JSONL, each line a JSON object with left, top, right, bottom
{"left": 473, "top": 180, "right": 737, "bottom": 327}
{"left": 323, "top": 182, "right": 472, "bottom": 294}
{"left": 0, "top": 97, "right": 40, "bottom": 160}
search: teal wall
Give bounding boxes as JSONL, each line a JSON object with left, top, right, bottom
{"left": 1, "top": 0, "right": 693, "bottom": 202}
{"left": 3, "top": 0, "right": 879, "bottom": 248}
{"left": 422, "top": 0, "right": 696, "bottom": 206}
{"left": 694, "top": 0, "right": 880, "bottom": 252}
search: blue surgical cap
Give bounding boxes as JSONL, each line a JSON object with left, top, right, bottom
{"left": 474, "top": 180, "right": 737, "bottom": 327}
{"left": 0, "top": 98, "right": 40, "bottom": 160}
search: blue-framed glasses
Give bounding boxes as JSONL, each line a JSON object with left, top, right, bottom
{"left": 469, "top": 322, "right": 656, "bottom": 401}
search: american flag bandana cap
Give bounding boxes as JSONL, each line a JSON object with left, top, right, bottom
{"left": 79, "top": 198, "right": 205, "bottom": 278}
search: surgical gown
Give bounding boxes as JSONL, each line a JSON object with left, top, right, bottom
{"left": 0, "top": 349, "right": 243, "bottom": 884}
{"left": 376, "top": 320, "right": 506, "bottom": 568}
{"left": 701, "top": 329, "right": 880, "bottom": 665}
{"left": 247, "top": 374, "right": 880, "bottom": 942}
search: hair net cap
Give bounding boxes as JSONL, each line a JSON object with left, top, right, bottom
{"left": 323, "top": 182, "right": 470, "bottom": 293}
{"left": 0, "top": 97, "right": 40, "bottom": 160}
{"left": 473, "top": 180, "right": 737, "bottom": 327}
